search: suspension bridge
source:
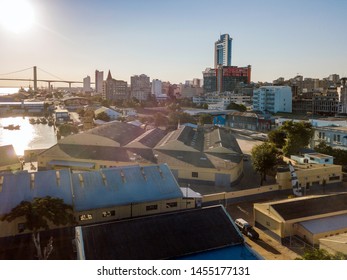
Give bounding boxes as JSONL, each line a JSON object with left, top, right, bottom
{"left": 0, "top": 66, "right": 94, "bottom": 90}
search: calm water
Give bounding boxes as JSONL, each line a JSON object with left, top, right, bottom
{"left": 0, "top": 88, "right": 23, "bottom": 95}
{"left": 0, "top": 117, "right": 57, "bottom": 156}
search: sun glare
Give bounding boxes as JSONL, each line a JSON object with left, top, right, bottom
{"left": 0, "top": 0, "right": 35, "bottom": 33}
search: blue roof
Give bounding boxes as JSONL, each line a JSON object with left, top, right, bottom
{"left": 0, "top": 170, "right": 73, "bottom": 215}
{"left": 0, "top": 164, "right": 183, "bottom": 215}
{"left": 71, "top": 164, "right": 183, "bottom": 211}
{"left": 176, "top": 244, "right": 262, "bottom": 260}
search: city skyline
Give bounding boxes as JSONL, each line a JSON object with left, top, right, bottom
{"left": 1, "top": 0, "right": 347, "bottom": 88}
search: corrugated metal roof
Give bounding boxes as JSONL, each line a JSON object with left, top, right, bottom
{"left": 71, "top": 164, "right": 183, "bottom": 211}
{"left": 299, "top": 214, "right": 347, "bottom": 234}
{"left": 271, "top": 194, "right": 347, "bottom": 221}
{"left": 0, "top": 170, "right": 73, "bottom": 215}
{"left": 79, "top": 205, "right": 246, "bottom": 260}
{"left": 86, "top": 121, "right": 144, "bottom": 146}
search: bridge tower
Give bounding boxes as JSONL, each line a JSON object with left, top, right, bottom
{"left": 33, "top": 66, "right": 37, "bottom": 91}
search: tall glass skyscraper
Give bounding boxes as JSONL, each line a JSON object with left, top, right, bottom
{"left": 214, "top": 34, "right": 232, "bottom": 68}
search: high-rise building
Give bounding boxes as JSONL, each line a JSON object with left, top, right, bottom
{"left": 214, "top": 34, "right": 232, "bottom": 68}
{"left": 131, "top": 74, "right": 151, "bottom": 101}
{"left": 83, "top": 76, "right": 91, "bottom": 93}
{"left": 105, "top": 70, "right": 128, "bottom": 101}
{"left": 339, "top": 78, "right": 347, "bottom": 114}
{"left": 151, "top": 79, "right": 162, "bottom": 97}
{"left": 95, "top": 70, "right": 104, "bottom": 94}
{"left": 203, "top": 65, "right": 251, "bottom": 93}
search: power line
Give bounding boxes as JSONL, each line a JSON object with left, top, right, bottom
{"left": 0, "top": 67, "right": 33, "bottom": 76}
{"left": 38, "top": 67, "right": 65, "bottom": 81}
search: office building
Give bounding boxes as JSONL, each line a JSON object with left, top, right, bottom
{"left": 95, "top": 70, "right": 104, "bottom": 94}
{"left": 214, "top": 34, "right": 232, "bottom": 68}
{"left": 83, "top": 76, "right": 91, "bottom": 93}
{"left": 203, "top": 65, "right": 251, "bottom": 93}
{"left": 131, "top": 74, "right": 151, "bottom": 101}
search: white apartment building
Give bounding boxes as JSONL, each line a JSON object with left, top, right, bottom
{"left": 193, "top": 92, "right": 251, "bottom": 108}
{"left": 253, "top": 86, "right": 292, "bottom": 113}
{"left": 151, "top": 79, "right": 162, "bottom": 97}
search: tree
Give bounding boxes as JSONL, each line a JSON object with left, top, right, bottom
{"left": 268, "top": 130, "right": 286, "bottom": 149}
{"left": 168, "top": 111, "right": 195, "bottom": 127}
{"left": 58, "top": 123, "right": 79, "bottom": 136}
{"left": 1, "top": 196, "right": 75, "bottom": 260}
{"left": 276, "top": 121, "right": 314, "bottom": 156}
{"left": 251, "top": 142, "right": 279, "bottom": 185}
{"left": 226, "top": 102, "right": 247, "bottom": 112}
{"left": 96, "top": 111, "right": 110, "bottom": 122}
{"left": 198, "top": 113, "right": 213, "bottom": 125}
{"left": 314, "top": 140, "right": 347, "bottom": 166}
{"left": 298, "top": 248, "right": 347, "bottom": 260}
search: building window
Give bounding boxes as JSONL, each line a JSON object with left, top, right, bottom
{"left": 329, "top": 176, "right": 340, "bottom": 181}
{"left": 79, "top": 214, "right": 93, "bottom": 221}
{"left": 192, "top": 172, "right": 198, "bottom": 178}
{"left": 146, "top": 205, "right": 158, "bottom": 211}
{"left": 102, "top": 210, "right": 115, "bottom": 217}
{"left": 166, "top": 202, "right": 178, "bottom": 208}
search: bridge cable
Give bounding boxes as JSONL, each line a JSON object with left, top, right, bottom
{"left": 0, "top": 67, "right": 33, "bottom": 76}
{"left": 38, "top": 67, "right": 65, "bottom": 81}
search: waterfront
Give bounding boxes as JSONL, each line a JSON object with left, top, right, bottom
{"left": 0, "top": 116, "right": 57, "bottom": 156}
{"left": 0, "top": 87, "right": 23, "bottom": 95}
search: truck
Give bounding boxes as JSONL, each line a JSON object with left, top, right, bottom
{"left": 235, "top": 218, "right": 259, "bottom": 240}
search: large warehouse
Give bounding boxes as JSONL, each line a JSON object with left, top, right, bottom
{"left": 38, "top": 121, "right": 244, "bottom": 187}
{"left": 254, "top": 193, "right": 347, "bottom": 245}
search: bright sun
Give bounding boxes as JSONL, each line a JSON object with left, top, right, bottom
{"left": 0, "top": 0, "right": 35, "bottom": 33}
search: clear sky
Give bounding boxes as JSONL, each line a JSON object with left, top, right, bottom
{"left": 0, "top": 0, "right": 347, "bottom": 88}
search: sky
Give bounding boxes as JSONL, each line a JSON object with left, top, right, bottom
{"left": 0, "top": 0, "right": 347, "bottom": 88}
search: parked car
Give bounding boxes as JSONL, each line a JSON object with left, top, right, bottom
{"left": 235, "top": 218, "right": 259, "bottom": 240}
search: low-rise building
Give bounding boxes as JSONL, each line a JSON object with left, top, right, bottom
{"left": 290, "top": 152, "right": 334, "bottom": 165}
{"left": 312, "top": 125, "right": 347, "bottom": 150}
{"left": 276, "top": 162, "right": 342, "bottom": 191}
{"left": 94, "top": 106, "right": 121, "bottom": 120}
{"left": 37, "top": 122, "right": 244, "bottom": 187}
{"left": 225, "top": 111, "right": 274, "bottom": 131}
{"left": 75, "top": 205, "right": 261, "bottom": 260}
{"left": 54, "top": 108, "right": 70, "bottom": 124}
{"left": 254, "top": 193, "right": 347, "bottom": 245}
{"left": 0, "top": 164, "right": 197, "bottom": 238}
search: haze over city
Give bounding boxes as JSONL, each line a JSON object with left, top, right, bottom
{"left": 1, "top": 0, "right": 347, "bottom": 87}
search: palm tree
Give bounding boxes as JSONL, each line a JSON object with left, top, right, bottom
{"left": 1, "top": 196, "right": 75, "bottom": 260}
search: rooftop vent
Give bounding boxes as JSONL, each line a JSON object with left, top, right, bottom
{"left": 56, "top": 171, "right": 60, "bottom": 186}
{"left": 157, "top": 166, "right": 164, "bottom": 179}
{"left": 140, "top": 167, "right": 147, "bottom": 181}
{"left": 30, "top": 173, "right": 35, "bottom": 189}
{"left": 78, "top": 173, "right": 84, "bottom": 188}
{"left": 101, "top": 172, "right": 107, "bottom": 186}
{"left": 120, "top": 170, "right": 126, "bottom": 183}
